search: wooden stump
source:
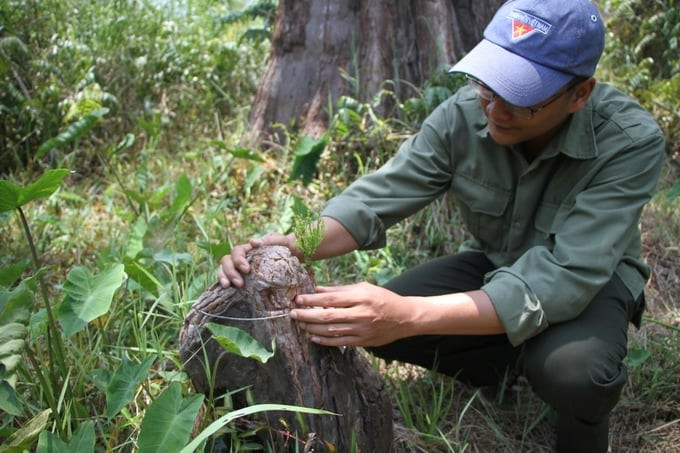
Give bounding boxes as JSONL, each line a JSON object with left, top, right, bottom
{"left": 179, "top": 246, "right": 393, "bottom": 452}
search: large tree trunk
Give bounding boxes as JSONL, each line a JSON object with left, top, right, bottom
{"left": 247, "top": 0, "right": 504, "bottom": 142}
{"left": 179, "top": 246, "right": 393, "bottom": 452}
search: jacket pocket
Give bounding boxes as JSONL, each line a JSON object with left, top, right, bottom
{"left": 451, "top": 174, "right": 510, "bottom": 251}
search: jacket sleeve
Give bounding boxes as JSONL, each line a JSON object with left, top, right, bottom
{"left": 322, "top": 104, "right": 456, "bottom": 249}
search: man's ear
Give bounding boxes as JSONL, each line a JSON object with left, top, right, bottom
{"left": 569, "top": 77, "right": 596, "bottom": 113}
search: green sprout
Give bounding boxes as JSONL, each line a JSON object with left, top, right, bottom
{"left": 292, "top": 212, "right": 326, "bottom": 262}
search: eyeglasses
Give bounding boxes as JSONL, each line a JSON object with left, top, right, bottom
{"left": 466, "top": 75, "right": 585, "bottom": 120}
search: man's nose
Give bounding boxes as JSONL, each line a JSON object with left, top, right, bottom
{"left": 485, "top": 97, "right": 515, "bottom": 121}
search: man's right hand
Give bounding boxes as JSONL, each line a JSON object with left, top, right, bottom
{"left": 218, "top": 232, "right": 299, "bottom": 288}
{"left": 218, "top": 217, "right": 359, "bottom": 288}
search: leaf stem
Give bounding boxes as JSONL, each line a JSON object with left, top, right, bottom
{"left": 96, "top": 150, "right": 140, "bottom": 216}
{"left": 17, "top": 206, "right": 70, "bottom": 407}
{"left": 643, "top": 315, "right": 680, "bottom": 333}
{"left": 24, "top": 342, "right": 65, "bottom": 437}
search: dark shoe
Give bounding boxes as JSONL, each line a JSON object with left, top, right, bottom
{"left": 555, "top": 414, "right": 610, "bottom": 453}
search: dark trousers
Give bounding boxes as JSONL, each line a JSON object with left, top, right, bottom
{"left": 369, "top": 252, "right": 642, "bottom": 453}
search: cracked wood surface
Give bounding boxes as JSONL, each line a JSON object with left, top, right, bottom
{"left": 179, "top": 246, "right": 392, "bottom": 452}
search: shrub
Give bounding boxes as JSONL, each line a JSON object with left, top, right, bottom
{"left": 0, "top": 0, "right": 269, "bottom": 172}
{"left": 598, "top": 0, "right": 680, "bottom": 157}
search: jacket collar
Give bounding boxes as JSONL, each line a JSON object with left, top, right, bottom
{"left": 475, "top": 95, "right": 599, "bottom": 161}
{"left": 548, "top": 98, "right": 598, "bottom": 160}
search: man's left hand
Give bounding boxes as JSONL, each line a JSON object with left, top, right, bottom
{"left": 290, "top": 282, "right": 417, "bottom": 347}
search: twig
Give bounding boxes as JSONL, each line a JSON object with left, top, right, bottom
{"left": 647, "top": 418, "right": 680, "bottom": 433}
{"left": 196, "top": 308, "right": 290, "bottom": 321}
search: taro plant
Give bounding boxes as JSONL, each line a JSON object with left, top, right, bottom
{"left": 0, "top": 170, "right": 74, "bottom": 434}
{"left": 0, "top": 149, "right": 288, "bottom": 451}
{"left": 0, "top": 107, "right": 131, "bottom": 447}
{"left": 289, "top": 134, "right": 328, "bottom": 188}
{"left": 0, "top": 104, "right": 173, "bottom": 449}
{"left": 0, "top": 169, "right": 132, "bottom": 451}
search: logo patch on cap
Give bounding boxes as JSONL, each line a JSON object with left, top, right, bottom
{"left": 508, "top": 9, "right": 552, "bottom": 40}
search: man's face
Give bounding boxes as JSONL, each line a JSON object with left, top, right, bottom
{"left": 471, "top": 78, "right": 592, "bottom": 152}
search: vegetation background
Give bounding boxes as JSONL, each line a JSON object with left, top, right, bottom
{"left": 0, "top": 0, "right": 678, "bottom": 451}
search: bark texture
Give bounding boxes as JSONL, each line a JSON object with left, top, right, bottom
{"left": 179, "top": 246, "right": 392, "bottom": 452}
{"left": 247, "top": 0, "right": 504, "bottom": 142}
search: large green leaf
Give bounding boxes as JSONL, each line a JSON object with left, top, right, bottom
{"left": 196, "top": 240, "right": 232, "bottom": 261}
{"left": 105, "top": 355, "right": 156, "bottom": 419}
{"left": 0, "top": 181, "right": 18, "bottom": 213}
{"left": 108, "top": 133, "right": 136, "bottom": 158}
{"left": 0, "top": 409, "right": 51, "bottom": 453}
{"left": 0, "top": 182, "right": 19, "bottom": 214}
{"left": 125, "top": 217, "right": 148, "bottom": 260}
{"left": 65, "top": 421, "right": 95, "bottom": 452}
{"left": 0, "top": 169, "right": 70, "bottom": 213}
{"left": 0, "top": 364, "right": 22, "bottom": 416}
{"left": 206, "top": 323, "right": 276, "bottom": 364}
{"left": 669, "top": 178, "right": 680, "bottom": 200}
{"left": 36, "top": 108, "right": 109, "bottom": 158}
{"left": 123, "top": 256, "right": 161, "bottom": 297}
{"left": 137, "top": 382, "right": 204, "bottom": 452}
{"left": 227, "top": 147, "right": 265, "bottom": 162}
{"left": 36, "top": 420, "right": 95, "bottom": 453}
{"left": 625, "top": 346, "right": 651, "bottom": 367}
{"left": 208, "top": 140, "right": 265, "bottom": 162}
{"left": 0, "top": 259, "right": 31, "bottom": 287}
{"left": 153, "top": 250, "right": 192, "bottom": 267}
{"left": 288, "top": 135, "right": 327, "bottom": 187}
{"left": 57, "top": 263, "right": 126, "bottom": 337}
{"left": 181, "top": 404, "right": 336, "bottom": 453}
{"left": 0, "top": 283, "right": 33, "bottom": 390}
{"left": 168, "top": 174, "right": 192, "bottom": 220}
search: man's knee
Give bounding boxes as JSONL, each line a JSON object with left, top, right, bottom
{"left": 523, "top": 336, "right": 627, "bottom": 420}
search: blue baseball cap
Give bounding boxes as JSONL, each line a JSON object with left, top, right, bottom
{"left": 450, "top": 0, "right": 605, "bottom": 107}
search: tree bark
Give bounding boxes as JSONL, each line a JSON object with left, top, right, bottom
{"left": 247, "top": 0, "right": 504, "bottom": 142}
{"left": 179, "top": 246, "right": 392, "bottom": 452}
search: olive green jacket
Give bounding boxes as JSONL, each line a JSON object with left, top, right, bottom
{"left": 322, "top": 83, "right": 665, "bottom": 345}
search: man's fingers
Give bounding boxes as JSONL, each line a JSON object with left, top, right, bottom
{"left": 296, "top": 321, "right": 360, "bottom": 347}
{"left": 314, "top": 285, "right": 350, "bottom": 293}
{"left": 295, "top": 291, "right": 357, "bottom": 309}
{"left": 217, "top": 265, "right": 231, "bottom": 287}
{"left": 217, "top": 233, "right": 298, "bottom": 288}
{"left": 309, "top": 334, "right": 360, "bottom": 347}
{"left": 252, "top": 232, "right": 288, "bottom": 247}
{"left": 302, "top": 321, "right": 354, "bottom": 336}
{"left": 232, "top": 243, "right": 254, "bottom": 272}
{"left": 290, "top": 307, "right": 338, "bottom": 323}
{"left": 252, "top": 232, "right": 305, "bottom": 259}
{"left": 218, "top": 243, "right": 254, "bottom": 288}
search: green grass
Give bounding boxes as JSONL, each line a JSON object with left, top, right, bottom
{"left": 3, "top": 121, "right": 677, "bottom": 451}
{"left": 1, "top": 0, "right": 679, "bottom": 451}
